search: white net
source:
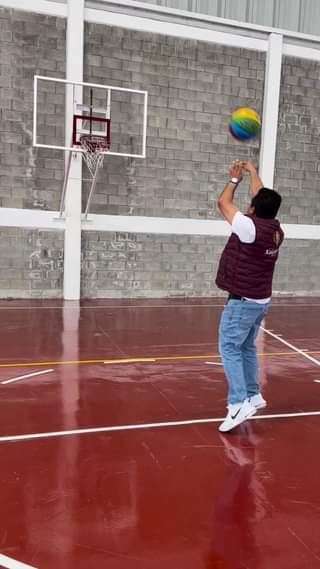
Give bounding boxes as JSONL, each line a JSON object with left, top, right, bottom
{"left": 80, "top": 135, "right": 107, "bottom": 177}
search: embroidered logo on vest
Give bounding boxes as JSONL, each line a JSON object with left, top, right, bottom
{"left": 265, "top": 230, "right": 282, "bottom": 256}
{"left": 265, "top": 248, "right": 279, "bottom": 256}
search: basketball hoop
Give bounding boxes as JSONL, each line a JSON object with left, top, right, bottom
{"left": 60, "top": 98, "right": 112, "bottom": 219}
{"left": 80, "top": 134, "right": 108, "bottom": 177}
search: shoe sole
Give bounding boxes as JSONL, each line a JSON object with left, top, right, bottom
{"left": 219, "top": 406, "right": 257, "bottom": 433}
{"left": 254, "top": 402, "right": 267, "bottom": 410}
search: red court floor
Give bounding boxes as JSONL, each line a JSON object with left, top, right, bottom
{"left": 0, "top": 298, "right": 320, "bottom": 569}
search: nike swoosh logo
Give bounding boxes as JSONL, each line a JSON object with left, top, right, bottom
{"left": 231, "top": 409, "right": 241, "bottom": 420}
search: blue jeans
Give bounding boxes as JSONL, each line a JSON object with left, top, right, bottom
{"left": 219, "top": 299, "right": 271, "bottom": 405}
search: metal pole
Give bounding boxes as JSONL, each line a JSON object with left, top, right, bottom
{"left": 33, "top": 76, "right": 38, "bottom": 146}
{"left": 142, "top": 91, "right": 148, "bottom": 158}
{"left": 63, "top": 0, "right": 84, "bottom": 300}
{"left": 90, "top": 88, "right": 93, "bottom": 137}
{"left": 84, "top": 154, "right": 104, "bottom": 219}
{"left": 259, "top": 33, "right": 283, "bottom": 188}
{"left": 107, "top": 88, "right": 111, "bottom": 119}
{"left": 59, "top": 149, "right": 73, "bottom": 217}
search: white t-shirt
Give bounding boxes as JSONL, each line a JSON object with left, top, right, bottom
{"left": 230, "top": 211, "right": 271, "bottom": 304}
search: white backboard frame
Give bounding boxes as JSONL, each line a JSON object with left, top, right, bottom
{"left": 33, "top": 75, "right": 148, "bottom": 159}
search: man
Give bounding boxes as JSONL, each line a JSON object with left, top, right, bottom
{"left": 216, "top": 160, "right": 284, "bottom": 432}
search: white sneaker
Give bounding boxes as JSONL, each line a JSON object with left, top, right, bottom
{"left": 219, "top": 399, "right": 256, "bottom": 433}
{"left": 249, "top": 393, "right": 267, "bottom": 410}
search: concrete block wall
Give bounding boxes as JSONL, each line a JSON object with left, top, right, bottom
{"left": 81, "top": 25, "right": 266, "bottom": 298}
{"left": 82, "top": 24, "right": 320, "bottom": 298}
{"left": 84, "top": 25, "right": 264, "bottom": 219}
{"left": 82, "top": 232, "right": 320, "bottom": 298}
{"left": 273, "top": 240, "right": 320, "bottom": 295}
{"left": 0, "top": 228, "right": 63, "bottom": 298}
{"left": 0, "top": 7, "right": 66, "bottom": 211}
{"left": 0, "top": 8, "right": 65, "bottom": 298}
{"left": 81, "top": 232, "right": 226, "bottom": 298}
{"left": 0, "top": 8, "right": 319, "bottom": 299}
{"left": 275, "top": 57, "right": 320, "bottom": 224}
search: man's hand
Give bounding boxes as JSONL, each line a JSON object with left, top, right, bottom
{"left": 229, "top": 160, "right": 243, "bottom": 181}
{"left": 241, "top": 160, "right": 256, "bottom": 174}
{"left": 241, "top": 160, "right": 264, "bottom": 197}
{"left": 217, "top": 161, "right": 243, "bottom": 224}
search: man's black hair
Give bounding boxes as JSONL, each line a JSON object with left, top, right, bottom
{"left": 251, "top": 188, "right": 282, "bottom": 219}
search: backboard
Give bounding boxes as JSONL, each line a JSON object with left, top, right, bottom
{"left": 33, "top": 75, "right": 148, "bottom": 159}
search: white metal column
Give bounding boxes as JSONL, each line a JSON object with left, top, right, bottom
{"left": 63, "top": 0, "right": 84, "bottom": 300}
{"left": 259, "top": 33, "right": 283, "bottom": 188}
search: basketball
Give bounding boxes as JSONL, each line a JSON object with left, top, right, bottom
{"left": 229, "top": 108, "right": 261, "bottom": 141}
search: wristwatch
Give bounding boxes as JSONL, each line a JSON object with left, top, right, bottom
{"left": 229, "top": 177, "right": 240, "bottom": 185}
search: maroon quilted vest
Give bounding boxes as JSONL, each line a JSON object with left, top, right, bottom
{"left": 216, "top": 215, "right": 284, "bottom": 299}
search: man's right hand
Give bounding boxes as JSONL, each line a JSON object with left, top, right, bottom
{"left": 241, "top": 160, "right": 264, "bottom": 197}
{"left": 241, "top": 160, "right": 256, "bottom": 174}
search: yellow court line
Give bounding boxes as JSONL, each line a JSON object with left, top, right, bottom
{"left": 0, "top": 350, "right": 319, "bottom": 369}
{"left": 104, "top": 358, "right": 156, "bottom": 364}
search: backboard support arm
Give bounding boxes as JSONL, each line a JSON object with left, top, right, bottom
{"left": 83, "top": 154, "right": 104, "bottom": 220}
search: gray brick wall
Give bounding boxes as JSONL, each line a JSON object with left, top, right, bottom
{"left": 83, "top": 25, "right": 264, "bottom": 218}
{"left": 273, "top": 239, "right": 320, "bottom": 295}
{"left": 81, "top": 231, "right": 225, "bottom": 298}
{"left": 0, "top": 8, "right": 66, "bottom": 210}
{"left": 82, "top": 231, "right": 320, "bottom": 298}
{"left": 81, "top": 27, "right": 320, "bottom": 299}
{"left": 0, "top": 12, "right": 319, "bottom": 300}
{"left": 0, "top": 228, "right": 63, "bottom": 298}
{"left": 275, "top": 57, "right": 320, "bottom": 225}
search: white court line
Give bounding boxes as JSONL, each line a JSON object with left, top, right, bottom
{"left": 314, "top": 380, "right": 320, "bottom": 383}
{"left": 262, "top": 327, "right": 320, "bottom": 368}
{"left": 1, "top": 410, "right": 320, "bottom": 443}
{"left": 0, "top": 553, "right": 37, "bottom": 569}
{"left": 1, "top": 369, "right": 54, "bottom": 385}
{"left": 205, "top": 362, "right": 223, "bottom": 366}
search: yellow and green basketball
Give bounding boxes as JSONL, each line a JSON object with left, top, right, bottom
{"left": 229, "top": 108, "right": 261, "bottom": 141}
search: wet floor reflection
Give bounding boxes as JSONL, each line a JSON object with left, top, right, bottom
{"left": 207, "top": 424, "right": 269, "bottom": 569}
